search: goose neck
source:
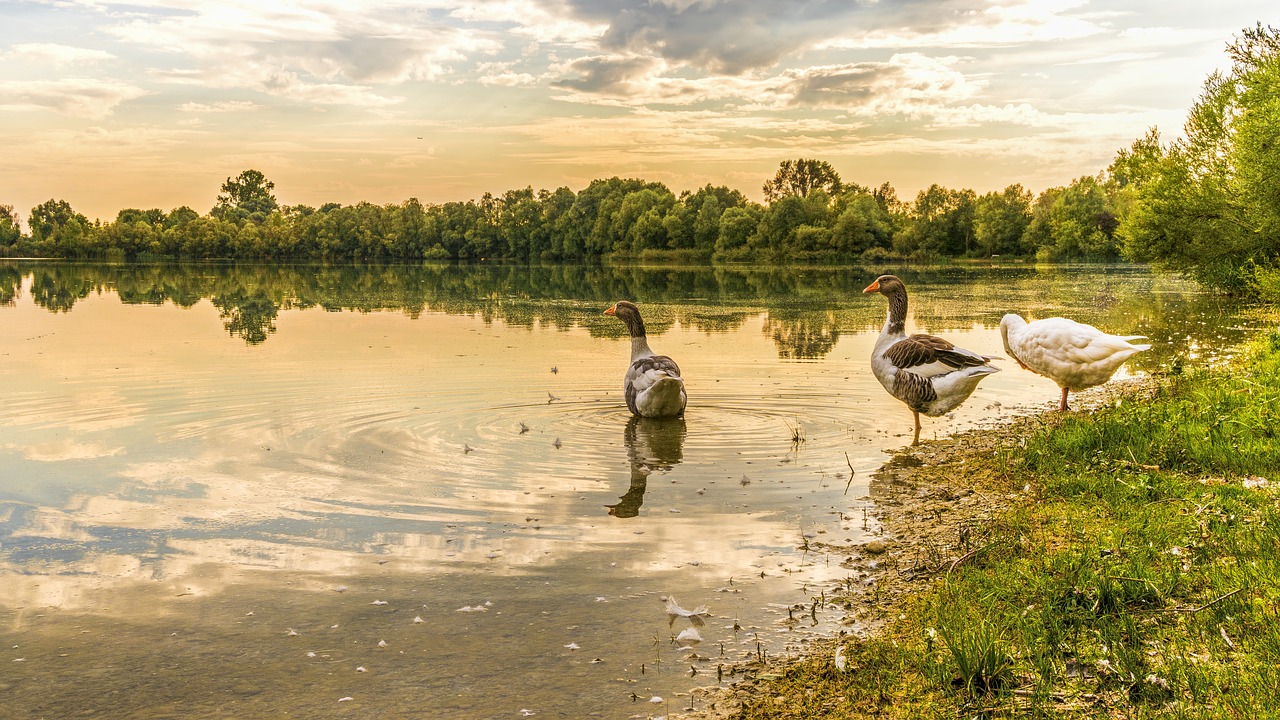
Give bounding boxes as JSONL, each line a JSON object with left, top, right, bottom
{"left": 631, "top": 335, "right": 655, "bottom": 360}
{"left": 884, "top": 288, "right": 907, "bottom": 335}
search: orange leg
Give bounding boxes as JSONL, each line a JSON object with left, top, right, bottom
{"left": 912, "top": 411, "right": 922, "bottom": 446}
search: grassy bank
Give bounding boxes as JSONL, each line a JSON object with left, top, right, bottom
{"left": 719, "top": 324, "right": 1280, "bottom": 719}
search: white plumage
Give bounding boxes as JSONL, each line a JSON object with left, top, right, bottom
{"left": 864, "top": 275, "right": 1000, "bottom": 445}
{"left": 999, "top": 313, "right": 1150, "bottom": 411}
{"left": 605, "top": 301, "right": 687, "bottom": 418}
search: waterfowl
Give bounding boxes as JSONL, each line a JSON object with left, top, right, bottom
{"left": 863, "top": 275, "right": 1000, "bottom": 445}
{"left": 604, "top": 301, "right": 687, "bottom": 418}
{"left": 999, "top": 314, "right": 1150, "bottom": 411}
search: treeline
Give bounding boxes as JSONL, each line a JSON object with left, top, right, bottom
{"left": 2, "top": 24, "right": 1276, "bottom": 288}
{"left": 0, "top": 165, "right": 1123, "bottom": 266}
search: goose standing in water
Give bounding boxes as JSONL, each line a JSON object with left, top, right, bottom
{"left": 999, "top": 314, "right": 1150, "bottom": 411}
{"left": 604, "top": 301, "right": 687, "bottom": 418}
{"left": 863, "top": 275, "right": 1000, "bottom": 445}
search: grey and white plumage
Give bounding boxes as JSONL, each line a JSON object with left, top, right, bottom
{"left": 863, "top": 275, "right": 1000, "bottom": 445}
{"left": 604, "top": 301, "right": 687, "bottom": 418}
{"left": 999, "top": 313, "right": 1150, "bottom": 411}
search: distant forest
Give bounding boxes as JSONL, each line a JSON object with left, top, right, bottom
{"left": 2, "top": 24, "right": 1276, "bottom": 290}
{"left": 0, "top": 162, "right": 1119, "bottom": 265}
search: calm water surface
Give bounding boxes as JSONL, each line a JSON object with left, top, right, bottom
{"left": 0, "top": 262, "right": 1255, "bottom": 718}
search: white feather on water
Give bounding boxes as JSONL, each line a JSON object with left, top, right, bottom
{"left": 664, "top": 596, "right": 710, "bottom": 627}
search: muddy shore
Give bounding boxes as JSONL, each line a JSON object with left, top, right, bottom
{"left": 675, "top": 379, "right": 1154, "bottom": 719}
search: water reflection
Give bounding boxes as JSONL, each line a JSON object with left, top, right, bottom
{"left": 764, "top": 309, "right": 841, "bottom": 359}
{"left": 608, "top": 416, "right": 687, "bottom": 518}
{"left": 0, "top": 264, "right": 19, "bottom": 306}
{"left": 0, "top": 260, "right": 1257, "bottom": 368}
{"left": 211, "top": 288, "right": 280, "bottom": 344}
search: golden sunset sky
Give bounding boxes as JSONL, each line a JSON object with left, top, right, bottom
{"left": 0, "top": 0, "right": 1272, "bottom": 225}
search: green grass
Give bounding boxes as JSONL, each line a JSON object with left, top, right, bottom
{"left": 731, "top": 327, "right": 1280, "bottom": 719}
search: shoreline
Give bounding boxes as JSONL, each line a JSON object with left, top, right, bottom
{"left": 677, "top": 377, "right": 1158, "bottom": 719}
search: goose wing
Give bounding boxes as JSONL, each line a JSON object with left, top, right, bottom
{"left": 625, "top": 355, "right": 685, "bottom": 415}
{"left": 1013, "top": 319, "right": 1146, "bottom": 368}
{"left": 884, "top": 334, "right": 993, "bottom": 378}
{"left": 1010, "top": 318, "right": 1149, "bottom": 388}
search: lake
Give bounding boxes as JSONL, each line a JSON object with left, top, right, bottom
{"left": 0, "top": 261, "right": 1254, "bottom": 718}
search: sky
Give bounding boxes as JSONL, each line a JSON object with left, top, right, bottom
{"left": 0, "top": 0, "right": 1273, "bottom": 225}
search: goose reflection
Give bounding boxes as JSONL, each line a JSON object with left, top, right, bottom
{"left": 606, "top": 416, "right": 687, "bottom": 518}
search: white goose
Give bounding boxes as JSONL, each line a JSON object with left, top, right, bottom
{"left": 604, "top": 301, "right": 687, "bottom": 418}
{"left": 999, "top": 314, "right": 1150, "bottom": 411}
{"left": 863, "top": 275, "right": 1000, "bottom": 445}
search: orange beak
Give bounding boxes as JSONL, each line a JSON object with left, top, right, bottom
{"left": 862, "top": 280, "right": 880, "bottom": 294}
{"left": 603, "top": 304, "right": 617, "bottom": 316}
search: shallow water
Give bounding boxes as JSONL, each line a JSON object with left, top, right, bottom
{"left": 0, "top": 261, "right": 1255, "bottom": 718}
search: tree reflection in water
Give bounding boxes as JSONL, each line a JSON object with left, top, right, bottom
{"left": 0, "top": 260, "right": 1255, "bottom": 367}
{"left": 0, "top": 265, "right": 19, "bottom": 306}
{"left": 211, "top": 290, "right": 280, "bottom": 345}
{"left": 764, "top": 310, "right": 841, "bottom": 359}
{"left": 608, "top": 416, "right": 687, "bottom": 518}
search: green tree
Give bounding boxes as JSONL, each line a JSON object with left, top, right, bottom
{"left": 213, "top": 169, "right": 279, "bottom": 222}
{"left": 715, "top": 205, "right": 761, "bottom": 256}
{"left": 497, "top": 187, "right": 540, "bottom": 260}
{"left": 29, "top": 199, "right": 90, "bottom": 249}
{"left": 757, "top": 194, "right": 808, "bottom": 253}
{"left": 559, "top": 177, "right": 657, "bottom": 258}
{"left": 1117, "top": 23, "right": 1280, "bottom": 287}
{"left": 973, "top": 184, "right": 1033, "bottom": 257}
{"left": 536, "top": 187, "right": 576, "bottom": 260}
{"left": 894, "top": 185, "right": 974, "bottom": 256}
{"left": 165, "top": 206, "right": 200, "bottom": 229}
{"left": 691, "top": 194, "right": 721, "bottom": 250}
{"left": 662, "top": 201, "right": 695, "bottom": 250}
{"left": 1023, "top": 186, "right": 1061, "bottom": 256}
{"left": 116, "top": 208, "right": 167, "bottom": 226}
{"left": 1051, "top": 176, "right": 1119, "bottom": 258}
{"left": 830, "top": 191, "right": 893, "bottom": 254}
{"left": 0, "top": 204, "right": 21, "bottom": 250}
{"left": 762, "top": 159, "right": 843, "bottom": 203}
{"left": 394, "top": 197, "right": 429, "bottom": 258}
{"left": 612, "top": 188, "right": 674, "bottom": 253}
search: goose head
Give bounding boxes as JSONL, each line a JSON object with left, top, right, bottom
{"left": 863, "top": 275, "right": 909, "bottom": 331}
{"left": 604, "top": 300, "right": 647, "bottom": 338}
{"left": 862, "top": 274, "right": 905, "bottom": 297}
{"left": 998, "top": 313, "right": 1026, "bottom": 332}
{"left": 998, "top": 313, "right": 1026, "bottom": 349}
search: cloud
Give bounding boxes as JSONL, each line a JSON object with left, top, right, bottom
{"left": 256, "top": 70, "right": 406, "bottom": 107}
{"left": 545, "top": 0, "right": 1102, "bottom": 74}
{"left": 178, "top": 101, "right": 264, "bottom": 113}
{"left": 552, "top": 54, "right": 661, "bottom": 94}
{"left": 237, "top": 36, "right": 480, "bottom": 85}
{"left": 0, "top": 78, "right": 148, "bottom": 118}
{"left": 557, "top": 0, "right": 868, "bottom": 74}
{"left": 99, "top": 1, "right": 499, "bottom": 107}
{"left": 453, "top": 0, "right": 605, "bottom": 46}
{"left": 477, "top": 62, "right": 543, "bottom": 87}
{"left": 924, "top": 102, "right": 1048, "bottom": 128}
{"left": 547, "top": 52, "right": 982, "bottom": 116}
{"left": 6, "top": 43, "right": 116, "bottom": 66}
{"left": 819, "top": 0, "right": 1107, "bottom": 50}
{"left": 780, "top": 54, "right": 979, "bottom": 113}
